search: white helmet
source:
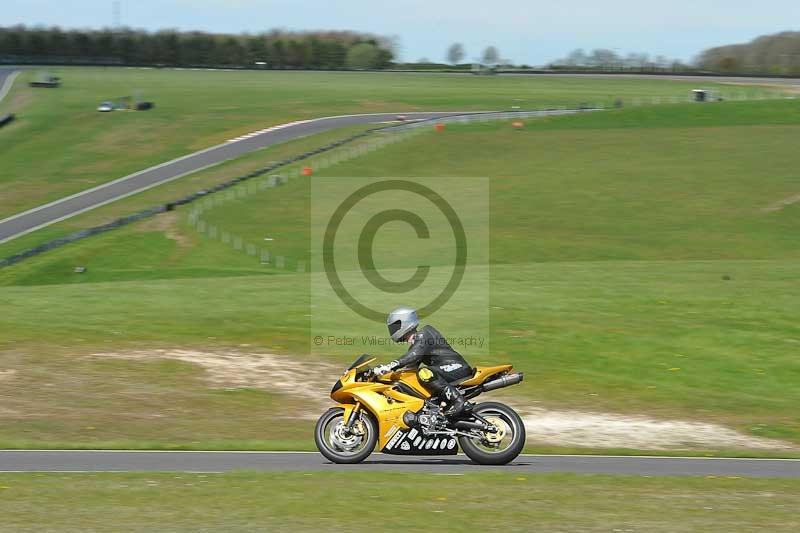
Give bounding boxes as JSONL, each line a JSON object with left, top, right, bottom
{"left": 386, "top": 307, "right": 419, "bottom": 342}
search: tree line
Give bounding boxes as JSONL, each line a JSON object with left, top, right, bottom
{"left": 550, "top": 48, "right": 689, "bottom": 71}
{"left": 445, "top": 43, "right": 504, "bottom": 66}
{"left": 438, "top": 43, "right": 688, "bottom": 71}
{"left": 697, "top": 31, "right": 800, "bottom": 75}
{"left": 0, "top": 26, "right": 394, "bottom": 69}
{"left": 4, "top": 25, "right": 799, "bottom": 75}
{"left": 552, "top": 32, "right": 800, "bottom": 75}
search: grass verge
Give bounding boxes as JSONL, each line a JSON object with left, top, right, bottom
{"left": 0, "top": 67, "right": 736, "bottom": 218}
{"left": 1, "top": 100, "right": 799, "bottom": 452}
{"left": 1, "top": 471, "right": 798, "bottom": 532}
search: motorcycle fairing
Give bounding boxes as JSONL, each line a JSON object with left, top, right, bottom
{"left": 381, "top": 427, "right": 458, "bottom": 455}
{"left": 330, "top": 358, "right": 518, "bottom": 449}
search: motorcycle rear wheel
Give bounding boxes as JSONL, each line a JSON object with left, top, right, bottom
{"left": 315, "top": 407, "right": 378, "bottom": 464}
{"left": 458, "top": 401, "right": 526, "bottom": 465}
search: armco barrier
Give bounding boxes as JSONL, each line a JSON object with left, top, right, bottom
{"left": 0, "top": 121, "right": 408, "bottom": 268}
{"left": 185, "top": 108, "right": 599, "bottom": 270}
{"left": 0, "top": 114, "right": 15, "bottom": 128}
{"left": 0, "top": 109, "right": 592, "bottom": 269}
{"left": 0, "top": 207, "right": 166, "bottom": 268}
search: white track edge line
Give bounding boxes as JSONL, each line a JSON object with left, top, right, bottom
{"left": 0, "top": 159, "right": 226, "bottom": 244}
{"left": 1, "top": 451, "right": 798, "bottom": 461}
{"left": 0, "top": 142, "right": 233, "bottom": 227}
{"left": 0, "top": 116, "right": 326, "bottom": 225}
{"left": 0, "top": 109, "right": 573, "bottom": 242}
{"left": 0, "top": 70, "right": 20, "bottom": 103}
{"left": 0, "top": 470, "right": 225, "bottom": 474}
{"left": 0, "top": 113, "right": 408, "bottom": 227}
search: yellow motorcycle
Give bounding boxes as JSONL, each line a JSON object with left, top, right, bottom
{"left": 315, "top": 354, "right": 525, "bottom": 465}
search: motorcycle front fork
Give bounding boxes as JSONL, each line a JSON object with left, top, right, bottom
{"left": 343, "top": 402, "right": 362, "bottom": 434}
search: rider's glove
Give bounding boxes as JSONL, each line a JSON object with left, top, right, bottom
{"left": 372, "top": 360, "right": 399, "bottom": 377}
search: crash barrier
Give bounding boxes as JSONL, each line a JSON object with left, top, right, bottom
{"left": 187, "top": 108, "right": 597, "bottom": 271}
{"left": 0, "top": 207, "right": 165, "bottom": 268}
{"left": 11, "top": 92, "right": 788, "bottom": 270}
{"left": 1, "top": 108, "right": 597, "bottom": 270}
{"left": 0, "top": 117, "right": 449, "bottom": 269}
{"left": 0, "top": 114, "right": 14, "bottom": 128}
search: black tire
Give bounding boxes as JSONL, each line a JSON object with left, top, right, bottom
{"left": 458, "top": 401, "right": 526, "bottom": 465}
{"left": 314, "top": 407, "right": 378, "bottom": 464}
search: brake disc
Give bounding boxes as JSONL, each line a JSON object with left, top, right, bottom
{"left": 483, "top": 415, "right": 506, "bottom": 444}
{"left": 330, "top": 419, "right": 365, "bottom": 451}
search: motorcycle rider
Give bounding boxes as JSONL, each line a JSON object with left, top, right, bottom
{"left": 371, "top": 307, "right": 473, "bottom": 417}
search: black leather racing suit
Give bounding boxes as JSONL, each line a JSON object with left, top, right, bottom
{"left": 396, "top": 325, "right": 473, "bottom": 407}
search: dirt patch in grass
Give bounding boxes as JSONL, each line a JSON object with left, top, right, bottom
{"left": 92, "top": 348, "right": 797, "bottom": 450}
{"left": 0, "top": 345, "right": 322, "bottom": 445}
{"left": 518, "top": 406, "right": 794, "bottom": 450}
{"left": 4, "top": 90, "right": 34, "bottom": 113}
{"left": 720, "top": 81, "right": 800, "bottom": 94}
{"left": 92, "top": 348, "right": 339, "bottom": 418}
{"left": 0, "top": 72, "right": 33, "bottom": 113}
{"left": 762, "top": 192, "right": 800, "bottom": 212}
{"left": 763, "top": 84, "right": 800, "bottom": 95}
{"left": 135, "top": 212, "right": 193, "bottom": 249}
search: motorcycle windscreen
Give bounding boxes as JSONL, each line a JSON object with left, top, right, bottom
{"left": 347, "top": 354, "right": 374, "bottom": 370}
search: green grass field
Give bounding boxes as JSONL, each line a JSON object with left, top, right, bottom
{"left": 0, "top": 67, "right": 738, "bottom": 218}
{"left": 1, "top": 472, "right": 798, "bottom": 531}
{"left": 0, "top": 120, "right": 377, "bottom": 259}
{"left": 1, "top": 70, "right": 798, "bottom": 452}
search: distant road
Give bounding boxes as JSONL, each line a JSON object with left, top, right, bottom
{"left": 1, "top": 451, "right": 799, "bottom": 477}
{"left": 1, "top": 68, "right": 795, "bottom": 245}
{"left": 0, "top": 109, "right": 578, "bottom": 244}
{"left": 500, "top": 72, "right": 800, "bottom": 87}
{"left": 0, "top": 68, "right": 20, "bottom": 104}
{"left": 0, "top": 111, "right": 462, "bottom": 244}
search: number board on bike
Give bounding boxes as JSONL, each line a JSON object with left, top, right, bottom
{"left": 382, "top": 427, "right": 458, "bottom": 455}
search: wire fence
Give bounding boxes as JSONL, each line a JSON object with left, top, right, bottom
{"left": 185, "top": 108, "right": 601, "bottom": 272}
{"left": 0, "top": 124, "right": 395, "bottom": 268}
{"left": 1, "top": 87, "right": 794, "bottom": 270}
{"left": 0, "top": 113, "right": 15, "bottom": 128}
{"left": 185, "top": 88, "right": 797, "bottom": 271}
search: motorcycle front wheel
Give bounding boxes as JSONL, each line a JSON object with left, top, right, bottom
{"left": 314, "top": 407, "right": 378, "bottom": 464}
{"left": 459, "top": 401, "right": 526, "bottom": 465}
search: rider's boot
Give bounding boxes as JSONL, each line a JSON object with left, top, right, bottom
{"left": 442, "top": 384, "right": 471, "bottom": 418}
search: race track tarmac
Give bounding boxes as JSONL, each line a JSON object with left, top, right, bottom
{"left": 0, "top": 108, "right": 578, "bottom": 244}
{"left": 1, "top": 451, "right": 799, "bottom": 477}
{"left": 2, "top": 68, "right": 797, "bottom": 244}
{"left": 0, "top": 110, "right": 461, "bottom": 243}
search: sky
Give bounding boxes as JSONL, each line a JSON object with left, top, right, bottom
{"left": 3, "top": 0, "right": 799, "bottom": 65}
